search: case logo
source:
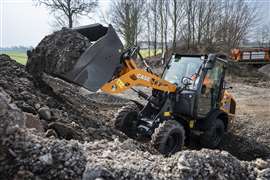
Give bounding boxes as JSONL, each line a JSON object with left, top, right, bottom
{"left": 136, "top": 74, "right": 151, "bottom": 82}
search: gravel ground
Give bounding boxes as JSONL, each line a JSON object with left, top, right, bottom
{"left": 1, "top": 84, "right": 270, "bottom": 180}
{"left": 220, "top": 82, "right": 270, "bottom": 160}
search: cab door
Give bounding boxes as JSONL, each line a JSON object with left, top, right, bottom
{"left": 197, "top": 60, "right": 225, "bottom": 118}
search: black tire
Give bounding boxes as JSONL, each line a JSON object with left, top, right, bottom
{"left": 114, "top": 104, "right": 139, "bottom": 138}
{"left": 200, "top": 118, "right": 225, "bottom": 149}
{"left": 151, "top": 120, "right": 185, "bottom": 155}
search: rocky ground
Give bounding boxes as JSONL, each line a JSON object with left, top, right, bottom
{"left": 1, "top": 54, "right": 270, "bottom": 180}
{"left": 0, "top": 29, "right": 270, "bottom": 179}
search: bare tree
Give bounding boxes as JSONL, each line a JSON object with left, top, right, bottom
{"left": 159, "top": 0, "right": 164, "bottom": 54}
{"left": 108, "top": 0, "right": 257, "bottom": 55}
{"left": 146, "top": 2, "right": 152, "bottom": 57}
{"left": 200, "top": 0, "right": 220, "bottom": 51}
{"left": 163, "top": 0, "right": 169, "bottom": 51}
{"left": 109, "top": 0, "right": 145, "bottom": 48}
{"left": 256, "top": 24, "right": 270, "bottom": 47}
{"left": 151, "top": 0, "right": 158, "bottom": 55}
{"left": 169, "top": 0, "right": 185, "bottom": 50}
{"left": 34, "top": 0, "right": 98, "bottom": 28}
{"left": 185, "top": 0, "right": 192, "bottom": 49}
{"left": 177, "top": 0, "right": 256, "bottom": 53}
{"left": 215, "top": 0, "right": 256, "bottom": 52}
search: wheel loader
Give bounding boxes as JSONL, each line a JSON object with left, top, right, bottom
{"left": 61, "top": 24, "right": 236, "bottom": 155}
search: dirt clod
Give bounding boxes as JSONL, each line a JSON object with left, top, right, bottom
{"left": 38, "top": 107, "right": 52, "bottom": 120}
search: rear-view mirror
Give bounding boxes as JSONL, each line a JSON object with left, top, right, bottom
{"left": 161, "top": 52, "right": 165, "bottom": 65}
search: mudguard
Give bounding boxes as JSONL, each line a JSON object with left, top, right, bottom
{"left": 63, "top": 24, "right": 123, "bottom": 91}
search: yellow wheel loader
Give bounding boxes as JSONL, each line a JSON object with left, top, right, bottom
{"left": 61, "top": 24, "right": 236, "bottom": 155}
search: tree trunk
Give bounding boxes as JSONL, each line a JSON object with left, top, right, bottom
{"left": 187, "top": 0, "right": 192, "bottom": 50}
{"left": 147, "top": 8, "right": 151, "bottom": 58}
{"left": 68, "top": 16, "right": 73, "bottom": 28}
{"left": 153, "top": 0, "right": 157, "bottom": 56}
{"left": 172, "top": 0, "right": 177, "bottom": 50}
{"left": 67, "top": 0, "right": 73, "bottom": 28}
{"left": 164, "top": 1, "right": 169, "bottom": 51}
{"left": 160, "top": 0, "right": 164, "bottom": 54}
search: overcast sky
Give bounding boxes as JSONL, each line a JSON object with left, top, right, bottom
{"left": 0, "top": 0, "right": 269, "bottom": 47}
{"left": 0, "top": 0, "right": 110, "bottom": 47}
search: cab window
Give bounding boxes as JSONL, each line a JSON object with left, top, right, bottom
{"left": 163, "top": 56, "right": 203, "bottom": 88}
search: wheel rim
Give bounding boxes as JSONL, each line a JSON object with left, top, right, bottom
{"left": 165, "top": 132, "right": 181, "bottom": 154}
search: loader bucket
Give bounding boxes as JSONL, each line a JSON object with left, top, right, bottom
{"left": 63, "top": 24, "right": 123, "bottom": 92}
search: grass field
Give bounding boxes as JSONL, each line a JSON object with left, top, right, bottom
{"left": 140, "top": 49, "right": 162, "bottom": 58}
{"left": 1, "top": 51, "right": 27, "bottom": 65}
{"left": 0, "top": 49, "right": 160, "bottom": 65}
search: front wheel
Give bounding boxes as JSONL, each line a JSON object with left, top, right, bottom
{"left": 114, "top": 104, "right": 139, "bottom": 139}
{"left": 151, "top": 120, "right": 185, "bottom": 155}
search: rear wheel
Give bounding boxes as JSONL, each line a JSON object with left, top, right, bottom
{"left": 151, "top": 120, "right": 185, "bottom": 155}
{"left": 200, "top": 118, "right": 225, "bottom": 149}
{"left": 114, "top": 104, "right": 139, "bottom": 139}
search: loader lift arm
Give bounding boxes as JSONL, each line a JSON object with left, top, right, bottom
{"left": 63, "top": 24, "right": 176, "bottom": 94}
{"left": 101, "top": 47, "right": 177, "bottom": 94}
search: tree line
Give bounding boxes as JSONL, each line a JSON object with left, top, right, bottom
{"left": 35, "top": 0, "right": 257, "bottom": 54}
{"left": 109, "top": 0, "right": 257, "bottom": 54}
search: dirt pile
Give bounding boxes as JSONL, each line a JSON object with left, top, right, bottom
{"left": 26, "top": 28, "right": 91, "bottom": 78}
{"left": 227, "top": 62, "right": 266, "bottom": 78}
{"left": 259, "top": 64, "right": 270, "bottom": 78}
{"left": 1, "top": 86, "right": 269, "bottom": 180}
{"left": 82, "top": 140, "right": 259, "bottom": 180}
{"left": 0, "top": 54, "right": 123, "bottom": 142}
{"left": 226, "top": 62, "right": 270, "bottom": 88}
{"left": 0, "top": 89, "right": 86, "bottom": 179}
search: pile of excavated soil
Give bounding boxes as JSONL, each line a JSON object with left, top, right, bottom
{"left": 26, "top": 28, "right": 91, "bottom": 78}
{"left": 0, "top": 89, "right": 87, "bottom": 179}
{"left": 1, "top": 86, "right": 270, "bottom": 179}
{"left": 225, "top": 62, "right": 270, "bottom": 89}
{"left": 0, "top": 54, "right": 124, "bottom": 142}
{"left": 259, "top": 64, "right": 270, "bottom": 78}
{"left": 227, "top": 62, "right": 268, "bottom": 79}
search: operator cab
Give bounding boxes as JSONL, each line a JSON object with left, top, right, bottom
{"left": 162, "top": 54, "right": 227, "bottom": 119}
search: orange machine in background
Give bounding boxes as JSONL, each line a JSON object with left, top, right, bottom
{"left": 230, "top": 48, "right": 270, "bottom": 64}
